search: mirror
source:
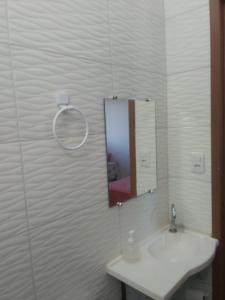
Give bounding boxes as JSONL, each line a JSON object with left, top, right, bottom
{"left": 104, "top": 99, "right": 157, "bottom": 207}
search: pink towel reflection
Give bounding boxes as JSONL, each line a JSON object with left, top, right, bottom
{"left": 109, "top": 176, "right": 131, "bottom": 207}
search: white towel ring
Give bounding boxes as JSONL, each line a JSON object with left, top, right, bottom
{"left": 53, "top": 105, "right": 89, "bottom": 151}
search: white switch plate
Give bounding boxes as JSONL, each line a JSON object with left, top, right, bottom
{"left": 140, "top": 152, "right": 151, "bottom": 168}
{"left": 191, "top": 152, "right": 205, "bottom": 174}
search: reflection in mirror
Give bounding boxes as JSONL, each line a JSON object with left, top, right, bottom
{"left": 104, "top": 99, "right": 157, "bottom": 207}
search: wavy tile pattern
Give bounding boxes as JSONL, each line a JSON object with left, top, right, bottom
{"left": 0, "top": 0, "right": 168, "bottom": 300}
{"left": 22, "top": 135, "right": 109, "bottom": 227}
{"left": 0, "top": 143, "right": 35, "bottom": 300}
{"left": 167, "top": 68, "right": 210, "bottom": 128}
{"left": 29, "top": 207, "right": 120, "bottom": 300}
{"left": 165, "top": 1, "right": 211, "bottom": 235}
{"left": 169, "top": 178, "right": 211, "bottom": 234}
{"left": 164, "top": 0, "right": 209, "bottom": 19}
{"left": 168, "top": 127, "right": 211, "bottom": 183}
{"left": 166, "top": 5, "right": 210, "bottom": 75}
{"left": 165, "top": 1, "right": 211, "bottom": 297}
{"left": 0, "top": 1, "right": 18, "bottom": 142}
{"left": 165, "top": 3, "right": 212, "bottom": 298}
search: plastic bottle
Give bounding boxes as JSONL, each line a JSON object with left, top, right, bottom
{"left": 123, "top": 230, "right": 141, "bottom": 263}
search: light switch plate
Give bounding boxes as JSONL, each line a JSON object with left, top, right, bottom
{"left": 191, "top": 152, "right": 205, "bottom": 174}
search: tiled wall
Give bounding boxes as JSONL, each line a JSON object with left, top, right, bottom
{"left": 165, "top": 0, "right": 212, "bottom": 235}
{"left": 0, "top": 1, "right": 168, "bottom": 300}
{"left": 165, "top": 0, "right": 212, "bottom": 298}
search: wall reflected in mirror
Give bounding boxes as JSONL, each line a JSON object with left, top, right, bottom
{"left": 104, "top": 99, "right": 157, "bottom": 207}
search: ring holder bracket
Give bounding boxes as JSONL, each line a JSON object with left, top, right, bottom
{"left": 56, "top": 90, "right": 71, "bottom": 108}
{"left": 53, "top": 91, "right": 89, "bottom": 151}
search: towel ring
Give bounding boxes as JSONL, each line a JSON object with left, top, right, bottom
{"left": 53, "top": 105, "right": 89, "bottom": 150}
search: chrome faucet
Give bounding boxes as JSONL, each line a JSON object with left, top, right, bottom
{"left": 169, "top": 204, "right": 177, "bottom": 233}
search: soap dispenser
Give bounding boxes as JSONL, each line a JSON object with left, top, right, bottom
{"left": 123, "top": 230, "right": 141, "bottom": 263}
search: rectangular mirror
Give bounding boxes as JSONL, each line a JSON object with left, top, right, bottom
{"left": 104, "top": 98, "right": 157, "bottom": 207}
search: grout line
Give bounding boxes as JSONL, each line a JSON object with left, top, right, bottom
{"left": 28, "top": 199, "right": 109, "bottom": 231}
{"left": 0, "top": 131, "right": 106, "bottom": 145}
{"left": 0, "top": 40, "right": 168, "bottom": 77}
{"left": 0, "top": 124, "right": 171, "bottom": 145}
{"left": 165, "top": 4, "right": 209, "bottom": 21}
{"left": 4, "top": 1, "right": 38, "bottom": 299}
{"left": 169, "top": 175, "right": 211, "bottom": 185}
{"left": 167, "top": 65, "right": 210, "bottom": 77}
{"left": 168, "top": 125, "right": 211, "bottom": 130}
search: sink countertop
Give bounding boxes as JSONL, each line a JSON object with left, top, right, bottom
{"left": 106, "top": 226, "right": 219, "bottom": 300}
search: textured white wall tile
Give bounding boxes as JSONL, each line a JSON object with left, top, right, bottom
{"left": 168, "top": 67, "right": 210, "bottom": 128}
{"left": 10, "top": 45, "right": 108, "bottom": 70}
{"left": 30, "top": 207, "right": 120, "bottom": 300}
{"left": 110, "top": 0, "right": 166, "bottom": 77}
{"left": 8, "top": 0, "right": 108, "bottom": 30}
{"left": 0, "top": 1, "right": 8, "bottom": 43}
{"left": 8, "top": 0, "right": 110, "bottom": 65}
{"left": 145, "top": 0, "right": 165, "bottom": 18}
{"left": 9, "top": 28, "right": 110, "bottom": 62}
{"left": 113, "top": 66, "right": 165, "bottom": 98}
{"left": 0, "top": 72, "right": 19, "bottom": 142}
{"left": 154, "top": 179, "right": 170, "bottom": 227}
{"left": 164, "top": 0, "right": 209, "bottom": 19}
{"left": 0, "top": 6, "right": 35, "bottom": 297}
{"left": 169, "top": 178, "right": 211, "bottom": 235}
{"left": 155, "top": 91, "right": 168, "bottom": 129}
{"left": 156, "top": 128, "right": 168, "bottom": 180}
{"left": 0, "top": 143, "right": 25, "bottom": 217}
{"left": 0, "top": 49, "right": 11, "bottom": 73}
{"left": 0, "top": 230, "right": 35, "bottom": 300}
{"left": 0, "top": 6, "right": 18, "bottom": 142}
{"left": 168, "top": 126, "right": 211, "bottom": 182}
{"left": 0, "top": 34, "right": 11, "bottom": 70}
{"left": 12, "top": 59, "right": 112, "bottom": 101}
{"left": 22, "top": 134, "right": 109, "bottom": 227}
{"left": 0, "top": 142, "right": 35, "bottom": 300}
{"left": 0, "top": 0, "right": 6, "bottom": 15}
{"left": 166, "top": 6, "right": 210, "bottom": 75}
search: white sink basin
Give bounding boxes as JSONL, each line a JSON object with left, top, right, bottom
{"left": 148, "top": 230, "right": 212, "bottom": 264}
{"left": 106, "top": 226, "right": 218, "bottom": 300}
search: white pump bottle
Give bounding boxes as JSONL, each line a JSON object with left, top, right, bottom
{"left": 123, "top": 230, "right": 141, "bottom": 262}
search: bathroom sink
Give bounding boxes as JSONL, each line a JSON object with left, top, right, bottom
{"left": 148, "top": 229, "right": 211, "bottom": 264}
{"left": 106, "top": 226, "right": 218, "bottom": 300}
